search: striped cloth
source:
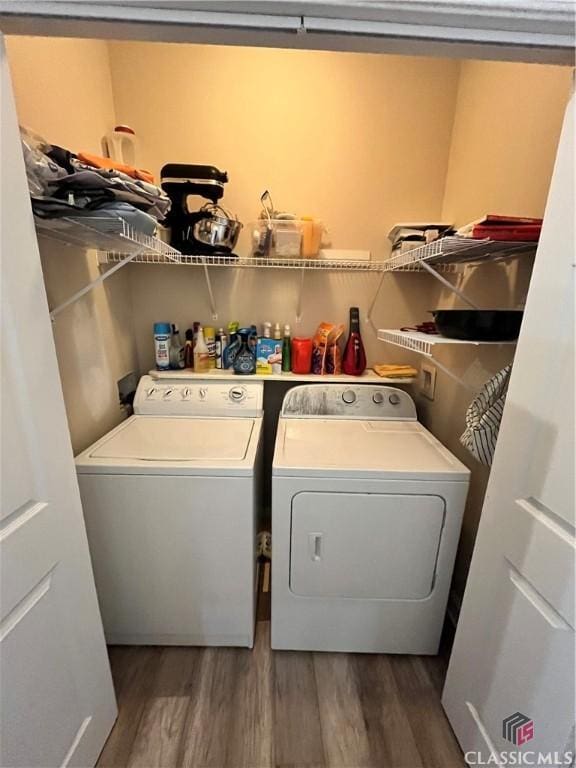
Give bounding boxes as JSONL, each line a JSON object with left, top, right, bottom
{"left": 460, "top": 365, "right": 511, "bottom": 466}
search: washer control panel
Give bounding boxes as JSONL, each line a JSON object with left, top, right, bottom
{"left": 282, "top": 385, "right": 416, "bottom": 420}
{"left": 134, "top": 376, "right": 263, "bottom": 416}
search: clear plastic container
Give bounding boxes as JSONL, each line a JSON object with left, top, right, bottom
{"left": 251, "top": 218, "right": 322, "bottom": 258}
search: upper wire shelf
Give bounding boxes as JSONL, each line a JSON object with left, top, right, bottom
{"left": 382, "top": 236, "right": 537, "bottom": 272}
{"left": 35, "top": 215, "right": 182, "bottom": 260}
{"left": 36, "top": 215, "right": 386, "bottom": 271}
{"left": 104, "top": 251, "right": 388, "bottom": 271}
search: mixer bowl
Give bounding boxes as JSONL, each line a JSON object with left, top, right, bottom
{"left": 193, "top": 206, "right": 242, "bottom": 252}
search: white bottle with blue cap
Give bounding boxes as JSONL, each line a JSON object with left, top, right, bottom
{"left": 153, "top": 322, "right": 171, "bottom": 370}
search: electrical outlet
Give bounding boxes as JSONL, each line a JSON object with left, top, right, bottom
{"left": 420, "top": 363, "right": 437, "bottom": 400}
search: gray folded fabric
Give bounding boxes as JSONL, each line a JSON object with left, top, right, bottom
{"left": 49, "top": 168, "right": 170, "bottom": 220}
{"left": 460, "top": 365, "right": 511, "bottom": 466}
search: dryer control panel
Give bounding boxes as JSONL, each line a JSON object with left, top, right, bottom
{"left": 281, "top": 385, "right": 416, "bottom": 420}
{"left": 134, "top": 375, "right": 263, "bottom": 417}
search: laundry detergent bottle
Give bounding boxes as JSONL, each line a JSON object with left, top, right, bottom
{"left": 233, "top": 329, "right": 257, "bottom": 375}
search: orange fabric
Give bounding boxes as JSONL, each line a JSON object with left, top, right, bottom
{"left": 78, "top": 152, "right": 155, "bottom": 184}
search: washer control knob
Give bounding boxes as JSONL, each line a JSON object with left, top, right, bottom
{"left": 372, "top": 391, "right": 385, "bottom": 405}
{"left": 342, "top": 389, "right": 357, "bottom": 405}
{"left": 229, "top": 386, "right": 246, "bottom": 402}
{"left": 389, "top": 393, "right": 401, "bottom": 406}
{"left": 146, "top": 387, "right": 156, "bottom": 399}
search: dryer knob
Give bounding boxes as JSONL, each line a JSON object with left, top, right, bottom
{"left": 342, "top": 389, "right": 357, "bottom": 404}
{"left": 372, "top": 391, "right": 385, "bottom": 404}
{"left": 389, "top": 393, "right": 401, "bottom": 405}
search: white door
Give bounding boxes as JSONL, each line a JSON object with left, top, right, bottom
{"left": 442, "top": 95, "right": 575, "bottom": 765}
{"left": 0, "top": 35, "right": 117, "bottom": 767}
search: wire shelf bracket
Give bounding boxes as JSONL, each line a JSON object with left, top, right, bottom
{"left": 201, "top": 262, "right": 219, "bottom": 322}
{"left": 49, "top": 253, "right": 139, "bottom": 320}
{"left": 295, "top": 266, "right": 306, "bottom": 323}
{"left": 418, "top": 260, "right": 479, "bottom": 309}
{"left": 36, "top": 216, "right": 183, "bottom": 320}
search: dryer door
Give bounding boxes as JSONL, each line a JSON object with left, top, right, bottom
{"left": 290, "top": 492, "right": 445, "bottom": 599}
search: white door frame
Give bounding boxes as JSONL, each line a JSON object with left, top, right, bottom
{"left": 0, "top": 0, "right": 573, "bottom": 64}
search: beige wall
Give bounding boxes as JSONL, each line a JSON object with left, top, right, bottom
{"left": 416, "top": 59, "right": 572, "bottom": 604}
{"left": 108, "top": 43, "right": 460, "bottom": 261}
{"left": 442, "top": 60, "right": 572, "bottom": 226}
{"left": 6, "top": 36, "right": 139, "bottom": 453}
{"left": 108, "top": 42, "right": 461, "bottom": 368}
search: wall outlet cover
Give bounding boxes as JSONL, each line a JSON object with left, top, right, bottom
{"left": 420, "top": 363, "right": 437, "bottom": 400}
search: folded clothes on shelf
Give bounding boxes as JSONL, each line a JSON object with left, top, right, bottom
{"left": 21, "top": 125, "right": 170, "bottom": 231}
{"left": 77, "top": 151, "right": 156, "bottom": 184}
{"left": 49, "top": 166, "right": 170, "bottom": 220}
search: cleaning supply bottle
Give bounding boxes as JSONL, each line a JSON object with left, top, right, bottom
{"left": 342, "top": 307, "right": 367, "bottom": 376}
{"left": 154, "top": 322, "right": 171, "bottom": 371}
{"left": 233, "top": 329, "right": 257, "bottom": 375}
{"left": 249, "top": 324, "right": 258, "bottom": 351}
{"left": 184, "top": 328, "right": 194, "bottom": 369}
{"left": 215, "top": 328, "right": 227, "bottom": 369}
{"left": 169, "top": 323, "right": 185, "bottom": 369}
{"left": 273, "top": 322, "right": 282, "bottom": 340}
{"left": 194, "top": 325, "right": 211, "bottom": 373}
{"left": 223, "top": 321, "right": 240, "bottom": 369}
{"left": 204, "top": 326, "right": 216, "bottom": 369}
{"left": 282, "top": 324, "right": 292, "bottom": 373}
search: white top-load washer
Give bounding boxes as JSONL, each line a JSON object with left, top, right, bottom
{"left": 272, "top": 384, "right": 470, "bottom": 654}
{"left": 76, "top": 375, "right": 263, "bottom": 648}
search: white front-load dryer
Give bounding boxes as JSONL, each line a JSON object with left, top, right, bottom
{"left": 76, "top": 376, "right": 263, "bottom": 648}
{"left": 271, "top": 384, "right": 470, "bottom": 654}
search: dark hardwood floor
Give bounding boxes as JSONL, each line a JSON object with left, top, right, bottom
{"left": 97, "top": 571, "right": 464, "bottom": 768}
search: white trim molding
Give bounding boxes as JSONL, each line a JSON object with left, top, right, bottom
{"left": 0, "top": 1, "right": 573, "bottom": 63}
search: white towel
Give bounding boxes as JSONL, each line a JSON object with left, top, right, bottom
{"left": 460, "top": 365, "right": 511, "bottom": 466}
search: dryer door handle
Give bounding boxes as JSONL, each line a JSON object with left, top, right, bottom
{"left": 308, "top": 532, "right": 323, "bottom": 561}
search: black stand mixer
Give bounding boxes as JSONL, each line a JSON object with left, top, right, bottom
{"left": 161, "top": 164, "right": 242, "bottom": 256}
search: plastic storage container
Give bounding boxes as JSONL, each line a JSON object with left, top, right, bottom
{"left": 251, "top": 218, "right": 322, "bottom": 259}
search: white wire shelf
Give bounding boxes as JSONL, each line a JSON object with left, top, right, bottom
{"left": 377, "top": 329, "right": 517, "bottom": 357}
{"left": 148, "top": 369, "right": 415, "bottom": 384}
{"left": 383, "top": 236, "right": 537, "bottom": 272}
{"left": 35, "top": 215, "right": 392, "bottom": 271}
{"left": 35, "top": 215, "right": 182, "bottom": 260}
{"left": 377, "top": 328, "right": 516, "bottom": 391}
{"left": 105, "top": 252, "right": 389, "bottom": 272}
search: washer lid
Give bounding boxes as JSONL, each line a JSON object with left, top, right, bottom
{"left": 76, "top": 415, "right": 261, "bottom": 475}
{"left": 273, "top": 419, "right": 470, "bottom": 480}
